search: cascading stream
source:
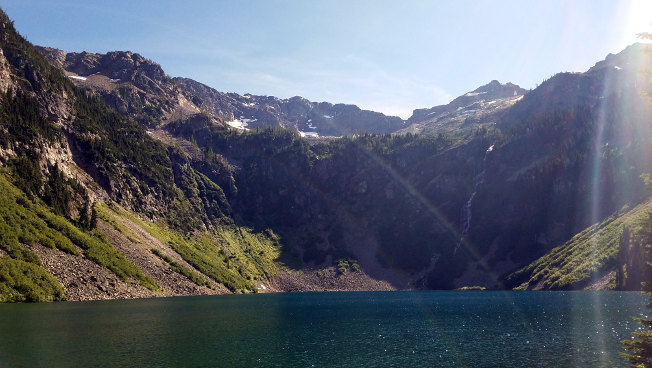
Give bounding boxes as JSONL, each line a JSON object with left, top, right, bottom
{"left": 454, "top": 144, "right": 493, "bottom": 255}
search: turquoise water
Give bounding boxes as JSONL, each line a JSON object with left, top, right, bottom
{"left": 0, "top": 291, "right": 646, "bottom": 367}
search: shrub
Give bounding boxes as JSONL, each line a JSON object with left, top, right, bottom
{"left": 0, "top": 257, "right": 65, "bottom": 302}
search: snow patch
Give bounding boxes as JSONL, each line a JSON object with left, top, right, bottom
{"left": 323, "top": 115, "right": 333, "bottom": 119}
{"left": 299, "top": 131, "right": 319, "bottom": 138}
{"left": 69, "top": 75, "right": 87, "bottom": 81}
{"left": 464, "top": 91, "right": 486, "bottom": 97}
{"left": 614, "top": 65, "right": 622, "bottom": 70}
{"left": 239, "top": 117, "right": 257, "bottom": 124}
{"left": 227, "top": 119, "right": 251, "bottom": 130}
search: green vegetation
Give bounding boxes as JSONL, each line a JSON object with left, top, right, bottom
{"left": 1, "top": 5, "right": 650, "bottom": 301}
{"left": 509, "top": 200, "right": 652, "bottom": 290}
{"left": 621, "top": 209, "right": 652, "bottom": 366}
{"left": 96, "top": 206, "right": 141, "bottom": 244}
{"left": 43, "top": 163, "right": 73, "bottom": 218}
{"left": 163, "top": 85, "right": 650, "bottom": 290}
{"left": 166, "top": 121, "right": 457, "bottom": 272}
{"left": 71, "top": 89, "right": 176, "bottom": 207}
{"left": 0, "top": 173, "right": 158, "bottom": 296}
{"left": 114, "top": 85, "right": 167, "bottom": 127}
{"left": 335, "top": 259, "right": 360, "bottom": 274}
{"left": 37, "top": 206, "right": 158, "bottom": 291}
{"left": 0, "top": 91, "right": 61, "bottom": 157}
{"left": 0, "top": 257, "right": 65, "bottom": 302}
{"left": 622, "top": 61, "right": 652, "bottom": 365}
{"left": 150, "top": 249, "right": 209, "bottom": 288}
{"left": 7, "top": 154, "right": 42, "bottom": 199}
{"left": 0, "top": 90, "right": 94, "bottom": 223}
{"left": 100, "top": 204, "right": 281, "bottom": 293}
{"left": 456, "top": 286, "right": 487, "bottom": 291}
{"left": 0, "top": 173, "right": 78, "bottom": 258}
{"left": 70, "top": 92, "right": 234, "bottom": 235}
{"left": 167, "top": 147, "right": 233, "bottom": 233}
{"left": 164, "top": 230, "right": 276, "bottom": 293}
{"left": 2, "top": 9, "right": 230, "bottom": 237}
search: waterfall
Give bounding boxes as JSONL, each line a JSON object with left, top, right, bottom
{"left": 454, "top": 144, "right": 493, "bottom": 255}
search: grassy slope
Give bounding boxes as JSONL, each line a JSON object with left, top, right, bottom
{"left": 0, "top": 174, "right": 158, "bottom": 302}
{"left": 508, "top": 197, "right": 652, "bottom": 290}
{"left": 98, "top": 204, "right": 281, "bottom": 293}
{"left": 0, "top": 257, "right": 65, "bottom": 302}
{"left": 96, "top": 205, "right": 212, "bottom": 289}
{"left": 0, "top": 11, "right": 280, "bottom": 298}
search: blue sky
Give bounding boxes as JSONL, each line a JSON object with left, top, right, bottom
{"left": 1, "top": 0, "right": 650, "bottom": 118}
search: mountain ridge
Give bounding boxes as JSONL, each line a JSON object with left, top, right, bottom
{"left": 36, "top": 46, "right": 407, "bottom": 137}
{"left": 1, "top": 6, "right": 651, "bottom": 302}
{"left": 36, "top": 46, "right": 536, "bottom": 140}
{"left": 400, "top": 79, "right": 528, "bottom": 138}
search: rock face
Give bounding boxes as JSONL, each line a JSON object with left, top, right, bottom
{"left": 37, "top": 47, "right": 168, "bottom": 85}
{"left": 35, "top": 46, "right": 195, "bottom": 128}
{"left": 401, "top": 80, "right": 528, "bottom": 137}
{"left": 36, "top": 47, "right": 406, "bottom": 136}
{"left": 174, "top": 77, "right": 405, "bottom": 136}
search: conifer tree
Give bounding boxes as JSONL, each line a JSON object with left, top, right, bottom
{"left": 89, "top": 204, "right": 98, "bottom": 229}
{"left": 78, "top": 196, "right": 91, "bottom": 229}
{"left": 44, "top": 163, "right": 71, "bottom": 218}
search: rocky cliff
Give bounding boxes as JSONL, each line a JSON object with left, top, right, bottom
{"left": 35, "top": 46, "right": 204, "bottom": 128}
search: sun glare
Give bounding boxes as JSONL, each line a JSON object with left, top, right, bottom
{"left": 624, "top": 0, "right": 652, "bottom": 45}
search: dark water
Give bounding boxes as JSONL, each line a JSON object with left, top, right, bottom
{"left": 0, "top": 291, "right": 647, "bottom": 367}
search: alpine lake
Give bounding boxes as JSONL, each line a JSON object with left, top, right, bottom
{"left": 0, "top": 291, "right": 646, "bottom": 367}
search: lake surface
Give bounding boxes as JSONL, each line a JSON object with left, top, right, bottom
{"left": 0, "top": 291, "right": 647, "bottom": 367}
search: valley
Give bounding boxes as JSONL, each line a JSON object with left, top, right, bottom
{"left": 0, "top": 8, "right": 651, "bottom": 302}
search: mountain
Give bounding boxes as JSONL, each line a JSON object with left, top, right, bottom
{"left": 507, "top": 198, "right": 652, "bottom": 291}
{"left": 1, "top": 6, "right": 651, "bottom": 302}
{"left": 401, "top": 80, "right": 528, "bottom": 137}
{"left": 0, "top": 12, "right": 391, "bottom": 301}
{"left": 35, "top": 47, "right": 406, "bottom": 137}
{"left": 174, "top": 77, "right": 405, "bottom": 136}
{"left": 35, "top": 46, "right": 207, "bottom": 128}
{"left": 160, "top": 43, "right": 651, "bottom": 290}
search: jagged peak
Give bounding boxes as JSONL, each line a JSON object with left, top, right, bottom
{"left": 36, "top": 46, "right": 171, "bottom": 98}
{"left": 406, "top": 79, "right": 528, "bottom": 125}
{"left": 36, "top": 46, "right": 165, "bottom": 79}
{"left": 469, "top": 80, "right": 527, "bottom": 97}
